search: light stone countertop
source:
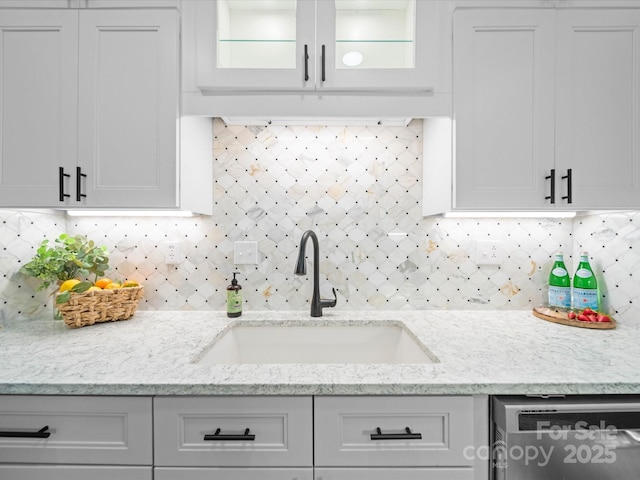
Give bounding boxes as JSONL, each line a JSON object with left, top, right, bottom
{"left": 0, "top": 309, "right": 637, "bottom": 396}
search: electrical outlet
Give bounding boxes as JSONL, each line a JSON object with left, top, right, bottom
{"left": 165, "top": 241, "right": 181, "bottom": 265}
{"left": 234, "top": 241, "right": 258, "bottom": 265}
{"left": 475, "top": 240, "right": 504, "bottom": 266}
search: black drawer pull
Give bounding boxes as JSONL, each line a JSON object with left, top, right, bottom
{"left": 371, "top": 427, "right": 422, "bottom": 440}
{"left": 59, "top": 167, "right": 70, "bottom": 202}
{"left": 0, "top": 425, "right": 51, "bottom": 439}
{"left": 561, "top": 168, "right": 572, "bottom": 204}
{"left": 76, "top": 166, "right": 87, "bottom": 202}
{"left": 304, "top": 44, "right": 309, "bottom": 82}
{"left": 204, "top": 428, "right": 255, "bottom": 441}
{"left": 545, "top": 169, "right": 555, "bottom": 204}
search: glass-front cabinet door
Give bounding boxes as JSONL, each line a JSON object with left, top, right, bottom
{"left": 196, "top": 0, "right": 315, "bottom": 91}
{"left": 195, "top": 0, "right": 436, "bottom": 92}
{"left": 317, "top": 0, "right": 435, "bottom": 92}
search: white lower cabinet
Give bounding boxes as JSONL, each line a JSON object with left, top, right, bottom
{"left": 0, "top": 465, "right": 151, "bottom": 480}
{"left": 154, "top": 467, "right": 313, "bottom": 480}
{"left": 314, "top": 468, "right": 473, "bottom": 480}
{"left": 314, "top": 396, "right": 486, "bottom": 480}
{"left": 154, "top": 396, "right": 312, "bottom": 467}
{"left": 0, "top": 395, "right": 153, "bottom": 479}
{"left": 1, "top": 394, "right": 487, "bottom": 479}
{"left": 154, "top": 396, "right": 313, "bottom": 479}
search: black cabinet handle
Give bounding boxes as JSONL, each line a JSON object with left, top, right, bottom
{"left": 562, "top": 168, "right": 572, "bottom": 204}
{"left": 545, "top": 169, "right": 555, "bottom": 204}
{"left": 59, "top": 167, "right": 70, "bottom": 202}
{"left": 370, "top": 427, "right": 422, "bottom": 441}
{"left": 321, "top": 44, "right": 326, "bottom": 82}
{"left": 76, "top": 167, "right": 87, "bottom": 202}
{"left": 0, "top": 425, "right": 51, "bottom": 439}
{"left": 204, "top": 428, "right": 255, "bottom": 441}
{"left": 304, "top": 44, "right": 309, "bottom": 82}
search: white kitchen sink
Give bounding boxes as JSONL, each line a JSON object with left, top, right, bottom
{"left": 194, "top": 321, "right": 438, "bottom": 365}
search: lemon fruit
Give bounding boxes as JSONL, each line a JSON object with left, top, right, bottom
{"left": 105, "top": 282, "right": 121, "bottom": 290}
{"left": 122, "top": 280, "right": 139, "bottom": 288}
{"left": 59, "top": 279, "right": 81, "bottom": 292}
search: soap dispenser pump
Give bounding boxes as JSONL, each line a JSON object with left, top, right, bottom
{"left": 226, "top": 272, "right": 242, "bottom": 318}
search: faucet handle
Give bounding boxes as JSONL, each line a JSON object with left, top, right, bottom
{"left": 321, "top": 287, "right": 337, "bottom": 308}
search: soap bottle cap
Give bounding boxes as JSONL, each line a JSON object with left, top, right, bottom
{"left": 231, "top": 272, "right": 239, "bottom": 286}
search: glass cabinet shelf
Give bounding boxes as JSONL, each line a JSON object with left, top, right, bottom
{"left": 336, "top": 40, "right": 413, "bottom": 43}
{"left": 218, "top": 39, "right": 296, "bottom": 42}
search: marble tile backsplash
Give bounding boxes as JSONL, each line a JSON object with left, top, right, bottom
{"left": 1, "top": 119, "right": 639, "bottom": 324}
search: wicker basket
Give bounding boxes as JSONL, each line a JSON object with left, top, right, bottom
{"left": 56, "top": 286, "right": 144, "bottom": 328}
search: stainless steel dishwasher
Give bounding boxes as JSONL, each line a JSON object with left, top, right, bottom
{"left": 492, "top": 395, "right": 640, "bottom": 479}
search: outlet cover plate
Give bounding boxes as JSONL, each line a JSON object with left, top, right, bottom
{"left": 475, "top": 240, "right": 504, "bottom": 266}
{"left": 234, "top": 241, "right": 258, "bottom": 264}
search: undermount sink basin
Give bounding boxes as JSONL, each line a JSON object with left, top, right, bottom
{"left": 194, "top": 321, "right": 438, "bottom": 365}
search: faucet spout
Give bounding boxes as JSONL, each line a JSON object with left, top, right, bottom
{"left": 294, "top": 230, "right": 337, "bottom": 317}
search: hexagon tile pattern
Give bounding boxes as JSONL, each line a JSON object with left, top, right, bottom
{"left": 1, "top": 119, "right": 639, "bottom": 325}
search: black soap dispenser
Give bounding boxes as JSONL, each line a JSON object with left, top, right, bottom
{"left": 226, "top": 272, "right": 242, "bottom": 318}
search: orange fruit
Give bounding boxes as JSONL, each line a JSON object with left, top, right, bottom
{"left": 105, "top": 282, "right": 121, "bottom": 290}
{"left": 122, "top": 280, "right": 140, "bottom": 288}
{"left": 59, "top": 279, "right": 81, "bottom": 292}
{"left": 94, "top": 278, "right": 113, "bottom": 289}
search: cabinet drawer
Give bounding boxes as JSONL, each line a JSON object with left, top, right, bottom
{"left": 0, "top": 465, "right": 152, "bottom": 480}
{"left": 314, "top": 396, "right": 475, "bottom": 467}
{"left": 314, "top": 468, "right": 474, "bottom": 480}
{"left": 154, "top": 396, "right": 313, "bottom": 467}
{"left": 155, "top": 467, "right": 313, "bottom": 480}
{"left": 0, "top": 395, "right": 152, "bottom": 465}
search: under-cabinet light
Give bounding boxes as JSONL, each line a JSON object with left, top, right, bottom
{"left": 220, "top": 117, "right": 412, "bottom": 126}
{"left": 442, "top": 211, "right": 577, "bottom": 218}
{"left": 66, "top": 210, "right": 197, "bottom": 217}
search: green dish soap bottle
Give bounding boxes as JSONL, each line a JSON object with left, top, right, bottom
{"left": 548, "top": 252, "right": 571, "bottom": 308}
{"left": 572, "top": 251, "right": 600, "bottom": 311}
{"left": 227, "top": 272, "right": 242, "bottom": 318}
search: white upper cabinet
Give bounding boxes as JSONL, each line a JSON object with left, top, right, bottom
{"left": 314, "top": 0, "right": 438, "bottom": 92}
{"left": 555, "top": 9, "right": 640, "bottom": 210}
{"left": 77, "top": 10, "right": 178, "bottom": 208}
{"left": 425, "top": 6, "right": 640, "bottom": 215}
{"left": 0, "top": 10, "right": 78, "bottom": 207}
{"left": 0, "top": 8, "right": 181, "bottom": 209}
{"left": 195, "top": 0, "right": 439, "bottom": 94}
{"left": 197, "top": 0, "right": 315, "bottom": 92}
{"left": 452, "top": 9, "right": 556, "bottom": 211}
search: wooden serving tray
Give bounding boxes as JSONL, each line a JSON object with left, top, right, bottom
{"left": 533, "top": 306, "right": 616, "bottom": 329}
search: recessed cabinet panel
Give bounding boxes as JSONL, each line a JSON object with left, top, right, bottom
{"left": 314, "top": 396, "right": 475, "bottom": 468}
{"left": 0, "top": 395, "right": 152, "bottom": 465}
{"left": 453, "top": 9, "right": 556, "bottom": 211}
{"left": 154, "top": 396, "right": 313, "bottom": 467}
{"left": 555, "top": 10, "right": 640, "bottom": 209}
{"left": 0, "top": 10, "right": 78, "bottom": 207}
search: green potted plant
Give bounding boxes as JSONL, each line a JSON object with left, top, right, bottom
{"left": 20, "top": 233, "right": 110, "bottom": 291}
